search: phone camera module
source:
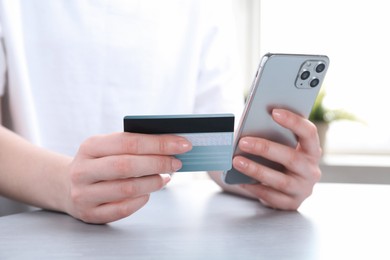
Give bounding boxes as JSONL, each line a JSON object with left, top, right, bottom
{"left": 315, "top": 63, "right": 326, "bottom": 73}
{"left": 296, "top": 59, "right": 328, "bottom": 89}
{"left": 310, "top": 78, "right": 320, "bottom": 88}
{"left": 300, "top": 70, "right": 310, "bottom": 80}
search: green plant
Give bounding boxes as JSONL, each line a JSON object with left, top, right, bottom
{"left": 309, "top": 90, "right": 358, "bottom": 123}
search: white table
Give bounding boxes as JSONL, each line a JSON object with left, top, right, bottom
{"left": 1, "top": 178, "right": 389, "bottom": 259}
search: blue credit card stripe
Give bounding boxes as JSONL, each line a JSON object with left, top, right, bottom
{"left": 181, "top": 145, "right": 232, "bottom": 151}
{"left": 178, "top": 161, "right": 232, "bottom": 171}
{"left": 175, "top": 146, "right": 232, "bottom": 158}
{"left": 178, "top": 156, "right": 231, "bottom": 161}
{"left": 177, "top": 154, "right": 231, "bottom": 160}
{"left": 177, "top": 150, "right": 232, "bottom": 156}
{"left": 176, "top": 152, "right": 232, "bottom": 159}
{"left": 176, "top": 132, "right": 233, "bottom": 146}
{"left": 179, "top": 161, "right": 231, "bottom": 165}
{"left": 179, "top": 164, "right": 231, "bottom": 172}
{"left": 175, "top": 144, "right": 233, "bottom": 171}
{"left": 177, "top": 156, "right": 230, "bottom": 162}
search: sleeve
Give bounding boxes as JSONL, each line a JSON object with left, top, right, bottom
{"left": 194, "top": 0, "right": 244, "bottom": 125}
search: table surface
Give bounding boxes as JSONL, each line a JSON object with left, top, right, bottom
{"left": 1, "top": 177, "right": 390, "bottom": 260}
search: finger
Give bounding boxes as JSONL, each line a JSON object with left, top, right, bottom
{"left": 272, "top": 109, "right": 321, "bottom": 157}
{"left": 241, "top": 183, "right": 301, "bottom": 211}
{"left": 237, "top": 136, "right": 306, "bottom": 177}
{"left": 77, "top": 195, "right": 151, "bottom": 224}
{"left": 79, "top": 174, "right": 171, "bottom": 205}
{"left": 79, "top": 132, "right": 192, "bottom": 158}
{"left": 73, "top": 154, "right": 181, "bottom": 183}
{"left": 233, "top": 156, "right": 299, "bottom": 195}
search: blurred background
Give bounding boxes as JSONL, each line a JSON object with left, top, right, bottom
{"left": 234, "top": 0, "right": 390, "bottom": 183}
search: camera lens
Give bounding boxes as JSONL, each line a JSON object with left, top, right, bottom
{"left": 300, "top": 70, "right": 310, "bottom": 80}
{"left": 310, "top": 78, "right": 320, "bottom": 88}
{"left": 315, "top": 63, "right": 326, "bottom": 73}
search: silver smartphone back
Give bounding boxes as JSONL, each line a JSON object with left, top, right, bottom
{"left": 223, "top": 53, "right": 329, "bottom": 184}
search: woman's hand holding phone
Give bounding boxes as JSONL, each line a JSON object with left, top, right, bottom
{"left": 232, "top": 108, "right": 322, "bottom": 210}
{"left": 212, "top": 53, "right": 328, "bottom": 210}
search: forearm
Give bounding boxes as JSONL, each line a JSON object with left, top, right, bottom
{"left": 0, "top": 126, "right": 71, "bottom": 212}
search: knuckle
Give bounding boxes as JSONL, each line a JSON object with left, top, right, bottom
{"left": 120, "top": 195, "right": 150, "bottom": 217}
{"left": 69, "top": 163, "right": 85, "bottom": 185}
{"left": 112, "top": 157, "right": 132, "bottom": 178}
{"left": 277, "top": 196, "right": 301, "bottom": 211}
{"left": 117, "top": 205, "right": 132, "bottom": 219}
{"left": 70, "top": 187, "right": 83, "bottom": 205}
{"left": 69, "top": 190, "right": 95, "bottom": 223}
{"left": 308, "top": 122, "right": 320, "bottom": 140}
{"left": 251, "top": 163, "right": 267, "bottom": 180}
{"left": 78, "top": 210, "right": 96, "bottom": 224}
{"left": 279, "top": 177, "right": 292, "bottom": 192}
{"left": 155, "top": 157, "right": 173, "bottom": 173}
{"left": 153, "top": 175, "right": 167, "bottom": 190}
{"left": 157, "top": 176, "right": 167, "bottom": 190}
{"left": 259, "top": 198, "right": 271, "bottom": 208}
{"left": 258, "top": 190, "right": 273, "bottom": 207}
{"left": 79, "top": 135, "right": 100, "bottom": 155}
{"left": 121, "top": 135, "right": 141, "bottom": 154}
{"left": 286, "top": 151, "right": 300, "bottom": 169}
{"left": 69, "top": 169, "right": 81, "bottom": 185}
{"left": 294, "top": 190, "right": 311, "bottom": 209}
{"left": 293, "top": 114, "right": 303, "bottom": 127}
{"left": 305, "top": 186, "right": 314, "bottom": 198}
{"left": 77, "top": 142, "right": 88, "bottom": 155}
{"left": 255, "top": 139, "right": 271, "bottom": 155}
{"left": 158, "top": 138, "right": 169, "bottom": 154}
{"left": 316, "top": 146, "right": 323, "bottom": 159}
{"left": 312, "top": 166, "right": 322, "bottom": 183}
{"left": 119, "top": 181, "right": 138, "bottom": 197}
{"left": 287, "top": 200, "right": 301, "bottom": 211}
{"left": 141, "top": 194, "right": 150, "bottom": 207}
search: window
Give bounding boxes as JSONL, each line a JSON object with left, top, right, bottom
{"left": 236, "top": 0, "right": 390, "bottom": 155}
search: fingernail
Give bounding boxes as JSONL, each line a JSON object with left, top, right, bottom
{"left": 172, "top": 158, "right": 182, "bottom": 171}
{"left": 178, "top": 140, "right": 192, "bottom": 152}
{"left": 161, "top": 174, "right": 172, "bottom": 184}
{"left": 234, "top": 158, "right": 248, "bottom": 169}
{"left": 272, "top": 109, "right": 284, "bottom": 119}
{"left": 240, "top": 139, "right": 254, "bottom": 150}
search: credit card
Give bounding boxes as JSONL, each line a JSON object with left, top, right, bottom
{"left": 123, "top": 114, "right": 235, "bottom": 172}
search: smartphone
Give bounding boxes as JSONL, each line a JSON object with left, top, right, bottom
{"left": 223, "top": 53, "right": 329, "bottom": 184}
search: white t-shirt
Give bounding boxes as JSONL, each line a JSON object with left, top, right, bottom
{"left": 0, "top": 0, "right": 243, "bottom": 156}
